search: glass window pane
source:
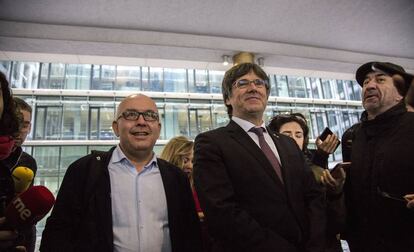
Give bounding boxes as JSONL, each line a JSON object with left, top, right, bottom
{"left": 92, "top": 65, "right": 116, "bottom": 90}
{"left": 62, "top": 98, "right": 89, "bottom": 140}
{"left": 276, "top": 75, "right": 289, "bottom": 97}
{"left": 148, "top": 67, "right": 163, "bottom": 91}
{"left": 352, "top": 81, "right": 362, "bottom": 101}
{"left": 194, "top": 69, "right": 209, "bottom": 93}
{"left": 60, "top": 146, "right": 87, "bottom": 178}
{"left": 115, "top": 65, "right": 141, "bottom": 91}
{"left": 321, "top": 79, "right": 333, "bottom": 99}
{"left": 164, "top": 103, "right": 189, "bottom": 139}
{"left": 164, "top": 68, "right": 187, "bottom": 92}
{"left": 11, "top": 62, "right": 40, "bottom": 89}
{"left": 49, "top": 63, "right": 66, "bottom": 89}
{"left": 336, "top": 80, "right": 346, "bottom": 100}
{"left": 269, "top": 75, "right": 277, "bottom": 96}
{"left": 33, "top": 146, "right": 60, "bottom": 191}
{"left": 209, "top": 70, "right": 224, "bottom": 94}
{"left": 287, "top": 76, "right": 307, "bottom": 98}
{"left": 189, "top": 108, "right": 212, "bottom": 137}
{"left": 65, "top": 64, "right": 91, "bottom": 90}
{"left": 310, "top": 78, "right": 322, "bottom": 99}
{"left": 211, "top": 104, "right": 229, "bottom": 129}
{"left": 0, "top": 60, "right": 11, "bottom": 76}
{"left": 187, "top": 69, "right": 196, "bottom": 93}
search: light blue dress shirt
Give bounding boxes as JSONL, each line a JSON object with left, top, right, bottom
{"left": 232, "top": 116, "right": 282, "bottom": 164}
{"left": 108, "top": 145, "right": 171, "bottom": 252}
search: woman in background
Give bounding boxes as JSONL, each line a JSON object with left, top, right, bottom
{"left": 0, "top": 72, "right": 20, "bottom": 160}
{"left": 0, "top": 72, "right": 25, "bottom": 252}
{"left": 268, "top": 113, "right": 343, "bottom": 252}
{"left": 161, "top": 136, "right": 211, "bottom": 251}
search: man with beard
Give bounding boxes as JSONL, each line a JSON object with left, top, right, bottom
{"left": 323, "top": 62, "right": 414, "bottom": 251}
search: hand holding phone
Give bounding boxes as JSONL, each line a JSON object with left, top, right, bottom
{"left": 330, "top": 162, "right": 351, "bottom": 179}
{"left": 317, "top": 127, "right": 340, "bottom": 153}
{"left": 321, "top": 162, "right": 349, "bottom": 195}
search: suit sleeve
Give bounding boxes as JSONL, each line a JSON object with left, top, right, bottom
{"left": 193, "top": 132, "right": 298, "bottom": 251}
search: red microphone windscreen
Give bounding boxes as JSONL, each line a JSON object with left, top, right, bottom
{"left": 5, "top": 185, "right": 55, "bottom": 228}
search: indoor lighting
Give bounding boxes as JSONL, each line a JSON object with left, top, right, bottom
{"left": 257, "top": 57, "right": 264, "bottom": 67}
{"left": 222, "top": 55, "right": 230, "bottom": 66}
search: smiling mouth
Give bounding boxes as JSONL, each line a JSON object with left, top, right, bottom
{"left": 132, "top": 132, "right": 149, "bottom": 136}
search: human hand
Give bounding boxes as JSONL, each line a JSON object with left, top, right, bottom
{"left": 0, "top": 217, "right": 17, "bottom": 249}
{"left": 316, "top": 133, "right": 339, "bottom": 155}
{"left": 404, "top": 194, "right": 414, "bottom": 209}
{"left": 321, "top": 166, "right": 346, "bottom": 195}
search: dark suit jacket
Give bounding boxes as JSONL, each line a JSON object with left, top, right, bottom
{"left": 40, "top": 147, "right": 202, "bottom": 252}
{"left": 193, "top": 120, "right": 326, "bottom": 252}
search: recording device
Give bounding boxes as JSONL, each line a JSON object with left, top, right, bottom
{"left": 319, "top": 127, "right": 340, "bottom": 152}
{"left": 12, "top": 166, "right": 34, "bottom": 194}
{"left": 330, "top": 162, "right": 351, "bottom": 179}
{"left": 4, "top": 185, "right": 55, "bottom": 228}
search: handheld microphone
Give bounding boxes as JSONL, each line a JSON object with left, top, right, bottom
{"left": 12, "top": 166, "right": 34, "bottom": 194}
{"left": 4, "top": 185, "right": 55, "bottom": 228}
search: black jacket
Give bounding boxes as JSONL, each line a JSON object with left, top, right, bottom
{"left": 194, "top": 121, "right": 326, "bottom": 252}
{"left": 344, "top": 102, "right": 414, "bottom": 251}
{"left": 40, "top": 147, "right": 202, "bottom": 252}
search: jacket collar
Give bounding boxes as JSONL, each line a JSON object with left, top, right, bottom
{"left": 226, "top": 121, "right": 285, "bottom": 189}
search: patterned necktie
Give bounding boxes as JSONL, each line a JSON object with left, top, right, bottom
{"left": 249, "top": 127, "right": 284, "bottom": 184}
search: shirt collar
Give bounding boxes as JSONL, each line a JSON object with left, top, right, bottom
{"left": 112, "top": 145, "right": 158, "bottom": 169}
{"left": 232, "top": 116, "right": 267, "bottom": 133}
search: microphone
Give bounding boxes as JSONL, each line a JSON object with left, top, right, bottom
{"left": 12, "top": 166, "right": 34, "bottom": 194}
{"left": 4, "top": 185, "right": 55, "bottom": 228}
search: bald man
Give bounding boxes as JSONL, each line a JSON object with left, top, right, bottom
{"left": 41, "top": 94, "right": 202, "bottom": 252}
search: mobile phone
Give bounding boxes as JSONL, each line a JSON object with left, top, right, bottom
{"left": 319, "top": 127, "right": 340, "bottom": 152}
{"left": 330, "top": 162, "right": 351, "bottom": 178}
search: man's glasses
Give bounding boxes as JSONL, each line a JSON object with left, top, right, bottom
{"left": 117, "top": 110, "right": 159, "bottom": 122}
{"left": 233, "top": 79, "right": 269, "bottom": 89}
{"left": 377, "top": 187, "right": 406, "bottom": 202}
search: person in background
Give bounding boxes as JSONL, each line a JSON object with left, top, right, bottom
{"left": 160, "top": 136, "right": 211, "bottom": 251}
{"left": 268, "top": 113, "right": 339, "bottom": 169}
{"left": 0, "top": 72, "right": 25, "bottom": 252}
{"left": 40, "top": 94, "right": 201, "bottom": 252}
{"left": 322, "top": 62, "right": 414, "bottom": 251}
{"left": 194, "top": 63, "right": 326, "bottom": 251}
{"left": 160, "top": 136, "right": 202, "bottom": 216}
{"left": 1, "top": 97, "right": 38, "bottom": 252}
{"left": 268, "top": 113, "right": 343, "bottom": 252}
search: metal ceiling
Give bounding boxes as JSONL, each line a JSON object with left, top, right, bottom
{"left": 1, "top": 0, "right": 413, "bottom": 75}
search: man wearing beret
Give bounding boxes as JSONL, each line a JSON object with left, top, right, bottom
{"left": 325, "top": 62, "right": 414, "bottom": 251}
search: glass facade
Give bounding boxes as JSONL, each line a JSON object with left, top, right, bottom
{"left": 1, "top": 60, "right": 363, "bottom": 232}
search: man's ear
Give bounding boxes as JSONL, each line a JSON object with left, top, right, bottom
{"left": 112, "top": 121, "right": 119, "bottom": 137}
{"left": 225, "top": 97, "right": 231, "bottom": 106}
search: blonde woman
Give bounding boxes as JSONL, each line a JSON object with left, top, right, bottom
{"left": 160, "top": 136, "right": 200, "bottom": 210}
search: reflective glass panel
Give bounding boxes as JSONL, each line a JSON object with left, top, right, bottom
{"left": 164, "top": 68, "right": 187, "bottom": 92}
{"left": 115, "top": 65, "right": 141, "bottom": 91}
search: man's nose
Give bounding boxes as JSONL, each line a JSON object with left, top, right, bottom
{"left": 135, "top": 114, "right": 147, "bottom": 124}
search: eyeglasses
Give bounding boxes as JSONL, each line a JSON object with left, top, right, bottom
{"left": 377, "top": 187, "right": 405, "bottom": 202}
{"left": 117, "top": 110, "right": 159, "bottom": 122}
{"left": 233, "top": 79, "right": 269, "bottom": 89}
